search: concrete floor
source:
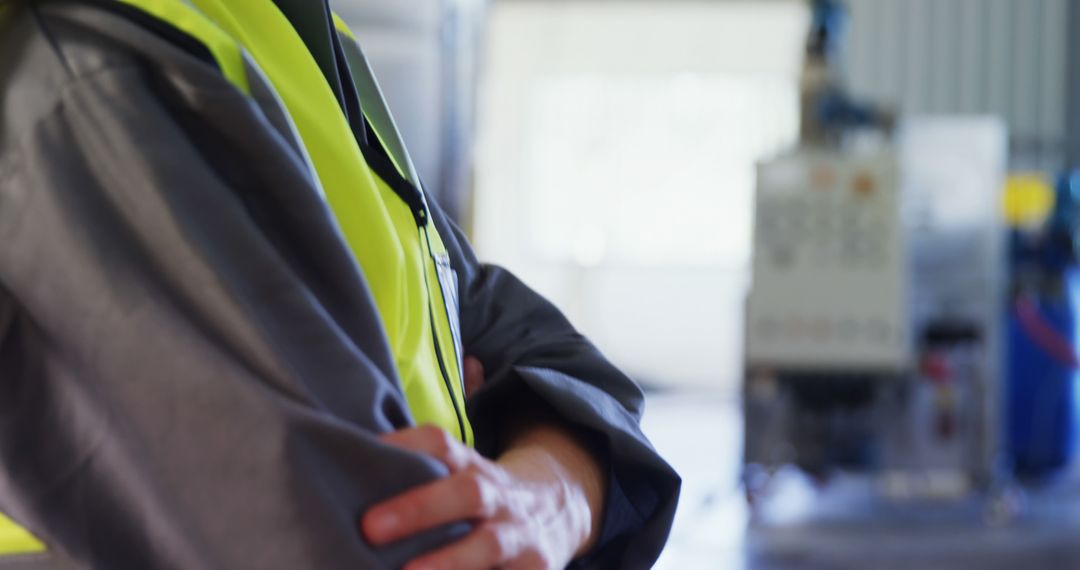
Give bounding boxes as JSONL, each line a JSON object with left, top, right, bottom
{"left": 642, "top": 391, "right": 1080, "bottom": 570}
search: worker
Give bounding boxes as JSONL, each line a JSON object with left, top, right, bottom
{"left": 0, "top": 0, "right": 679, "bottom": 568}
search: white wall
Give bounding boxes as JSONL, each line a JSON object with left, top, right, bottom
{"left": 473, "top": 1, "right": 807, "bottom": 389}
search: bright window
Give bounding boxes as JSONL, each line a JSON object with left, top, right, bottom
{"left": 526, "top": 73, "right": 797, "bottom": 266}
{"left": 474, "top": 0, "right": 807, "bottom": 388}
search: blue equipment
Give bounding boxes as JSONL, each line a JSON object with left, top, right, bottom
{"left": 1007, "top": 173, "right": 1080, "bottom": 478}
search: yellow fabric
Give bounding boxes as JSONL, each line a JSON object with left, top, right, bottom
{"left": 0, "top": 513, "right": 44, "bottom": 556}
{"left": 116, "top": 0, "right": 249, "bottom": 93}
{"left": 330, "top": 12, "right": 355, "bottom": 41}
{"left": 113, "top": 0, "right": 471, "bottom": 441}
{"left": 371, "top": 175, "right": 472, "bottom": 444}
{"left": 329, "top": 15, "right": 409, "bottom": 182}
{"left": 188, "top": 0, "right": 410, "bottom": 360}
{"left": 330, "top": 14, "right": 473, "bottom": 445}
{"left": 6, "top": 1, "right": 475, "bottom": 552}
{"left": 1004, "top": 173, "right": 1054, "bottom": 228}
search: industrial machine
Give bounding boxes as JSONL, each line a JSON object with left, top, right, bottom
{"left": 743, "top": 0, "right": 1008, "bottom": 506}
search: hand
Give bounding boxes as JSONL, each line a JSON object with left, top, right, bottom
{"left": 361, "top": 424, "right": 603, "bottom": 570}
{"left": 463, "top": 355, "right": 485, "bottom": 399}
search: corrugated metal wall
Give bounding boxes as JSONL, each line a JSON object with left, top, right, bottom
{"left": 843, "top": 0, "right": 1070, "bottom": 172}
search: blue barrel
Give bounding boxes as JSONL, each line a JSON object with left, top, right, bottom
{"left": 1006, "top": 272, "right": 1080, "bottom": 478}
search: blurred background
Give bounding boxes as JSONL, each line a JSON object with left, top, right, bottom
{"left": 335, "top": 0, "right": 1080, "bottom": 567}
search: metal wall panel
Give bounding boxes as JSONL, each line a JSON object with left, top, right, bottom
{"left": 843, "top": 0, "right": 1069, "bottom": 171}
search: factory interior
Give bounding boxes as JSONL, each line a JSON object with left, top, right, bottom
{"left": 4, "top": 0, "right": 1080, "bottom": 568}
{"left": 348, "top": 0, "right": 1080, "bottom": 567}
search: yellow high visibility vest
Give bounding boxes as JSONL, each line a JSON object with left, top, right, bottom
{"left": 0, "top": 513, "right": 44, "bottom": 556}
{"left": 1, "top": 0, "right": 473, "bottom": 555}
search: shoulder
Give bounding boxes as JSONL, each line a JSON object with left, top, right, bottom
{"left": 0, "top": 0, "right": 236, "bottom": 146}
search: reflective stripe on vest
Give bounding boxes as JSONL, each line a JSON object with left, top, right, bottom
{"left": 1, "top": 0, "right": 472, "bottom": 556}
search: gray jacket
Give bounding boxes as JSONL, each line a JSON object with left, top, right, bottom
{"left": 0, "top": 0, "right": 680, "bottom": 568}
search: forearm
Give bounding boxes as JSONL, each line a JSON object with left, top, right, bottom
{"left": 498, "top": 422, "right": 607, "bottom": 559}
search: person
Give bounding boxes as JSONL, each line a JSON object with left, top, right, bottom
{"left": 0, "top": 0, "right": 680, "bottom": 568}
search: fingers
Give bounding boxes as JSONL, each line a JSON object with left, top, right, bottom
{"left": 365, "top": 426, "right": 488, "bottom": 545}
{"left": 367, "top": 425, "right": 571, "bottom": 569}
{"left": 362, "top": 472, "right": 497, "bottom": 545}
{"left": 403, "top": 524, "right": 521, "bottom": 570}
{"left": 463, "top": 356, "right": 485, "bottom": 399}
{"left": 381, "top": 425, "right": 473, "bottom": 472}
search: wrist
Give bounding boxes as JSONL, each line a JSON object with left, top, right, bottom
{"left": 499, "top": 424, "right": 605, "bottom": 559}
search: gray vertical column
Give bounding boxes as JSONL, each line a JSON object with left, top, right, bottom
{"left": 1067, "top": 0, "right": 1080, "bottom": 169}
{"left": 1039, "top": 0, "right": 1063, "bottom": 171}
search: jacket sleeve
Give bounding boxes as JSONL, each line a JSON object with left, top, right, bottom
{"left": 430, "top": 209, "right": 681, "bottom": 567}
{"left": 0, "top": 54, "right": 467, "bottom": 570}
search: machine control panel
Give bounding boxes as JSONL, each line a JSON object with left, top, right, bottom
{"left": 746, "top": 149, "right": 910, "bottom": 371}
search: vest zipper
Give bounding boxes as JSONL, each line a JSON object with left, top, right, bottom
{"left": 419, "top": 228, "right": 468, "bottom": 442}
{"left": 357, "top": 134, "right": 467, "bottom": 442}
